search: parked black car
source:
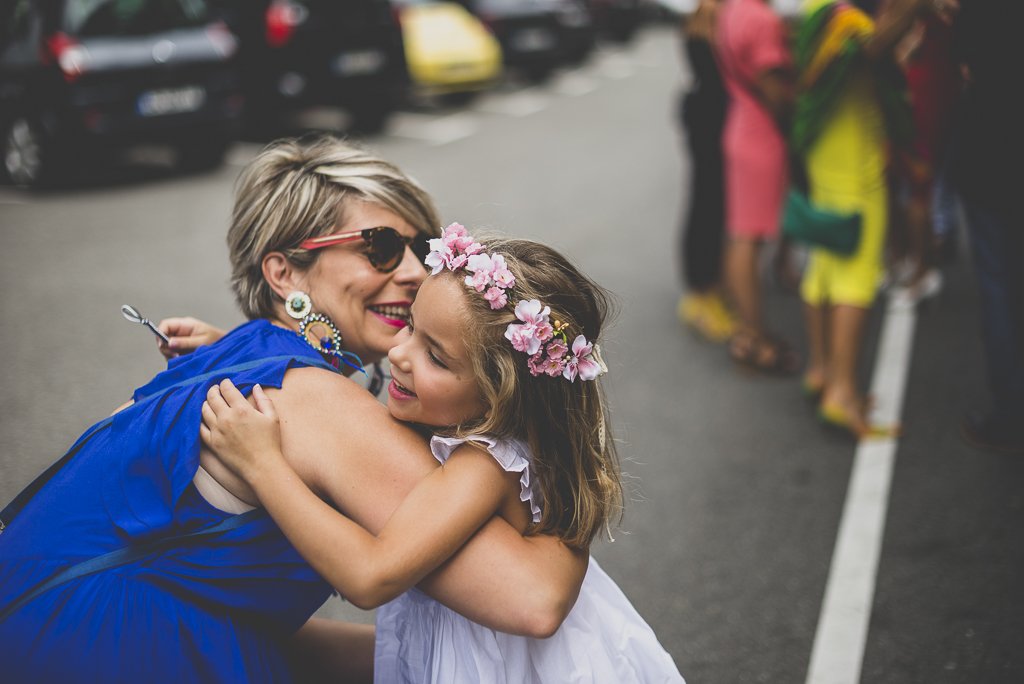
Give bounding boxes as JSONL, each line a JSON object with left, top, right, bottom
{"left": 472, "top": 0, "right": 593, "bottom": 81}
{"left": 0, "top": 0, "right": 243, "bottom": 187}
{"left": 588, "top": 0, "right": 642, "bottom": 43}
{"left": 209, "top": 0, "right": 407, "bottom": 133}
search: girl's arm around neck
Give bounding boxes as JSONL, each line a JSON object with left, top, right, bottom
{"left": 203, "top": 371, "right": 587, "bottom": 636}
{"left": 240, "top": 438, "right": 517, "bottom": 609}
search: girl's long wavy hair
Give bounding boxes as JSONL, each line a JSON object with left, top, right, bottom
{"left": 433, "top": 236, "right": 623, "bottom": 549}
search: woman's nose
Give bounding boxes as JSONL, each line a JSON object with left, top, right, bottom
{"left": 392, "top": 244, "right": 427, "bottom": 290}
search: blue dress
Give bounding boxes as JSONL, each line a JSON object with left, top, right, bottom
{"left": 0, "top": 320, "right": 339, "bottom": 683}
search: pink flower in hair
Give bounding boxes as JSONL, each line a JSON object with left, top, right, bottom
{"left": 442, "top": 223, "right": 467, "bottom": 246}
{"left": 545, "top": 339, "right": 568, "bottom": 359}
{"left": 484, "top": 287, "right": 507, "bottom": 309}
{"left": 447, "top": 253, "right": 468, "bottom": 271}
{"left": 504, "top": 299, "right": 551, "bottom": 356}
{"left": 424, "top": 238, "right": 449, "bottom": 275}
{"left": 466, "top": 253, "right": 495, "bottom": 276}
{"left": 465, "top": 268, "right": 491, "bottom": 292}
{"left": 527, "top": 352, "right": 546, "bottom": 377}
{"left": 506, "top": 326, "right": 535, "bottom": 354}
{"left": 493, "top": 267, "right": 515, "bottom": 288}
{"left": 536, "top": 321, "right": 554, "bottom": 344}
{"left": 563, "top": 335, "right": 603, "bottom": 382}
{"left": 541, "top": 354, "right": 566, "bottom": 377}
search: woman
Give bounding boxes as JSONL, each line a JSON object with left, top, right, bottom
{"left": 676, "top": 0, "right": 736, "bottom": 343}
{"left": 0, "top": 136, "right": 587, "bottom": 683}
{"left": 715, "top": 0, "right": 798, "bottom": 373}
{"left": 793, "top": 0, "right": 949, "bottom": 436}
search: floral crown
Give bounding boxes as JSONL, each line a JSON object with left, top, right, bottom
{"left": 425, "top": 223, "right": 606, "bottom": 382}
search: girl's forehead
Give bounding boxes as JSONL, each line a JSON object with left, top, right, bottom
{"left": 415, "top": 277, "right": 472, "bottom": 338}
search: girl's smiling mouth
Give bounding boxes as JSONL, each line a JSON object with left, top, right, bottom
{"left": 388, "top": 378, "right": 417, "bottom": 399}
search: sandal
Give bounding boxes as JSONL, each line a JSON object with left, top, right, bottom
{"left": 818, "top": 399, "right": 900, "bottom": 440}
{"left": 730, "top": 331, "right": 800, "bottom": 375}
{"left": 678, "top": 293, "right": 736, "bottom": 343}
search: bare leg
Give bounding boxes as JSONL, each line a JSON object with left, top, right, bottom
{"left": 726, "top": 238, "right": 799, "bottom": 372}
{"left": 802, "top": 301, "right": 829, "bottom": 395}
{"left": 905, "top": 196, "right": 934, "bottom": 285}
{"left": 287, "top": 618, "right": 375, "bottom": 684}
{"left": 724, "top": 238, "right": 764, "bottom": 337}
{"left": 821, "top": 304, "right": 873, "bottom": 436}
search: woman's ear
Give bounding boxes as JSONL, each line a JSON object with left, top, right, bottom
{"left": 262, "top": 252, "right": 305, "bottom": 301}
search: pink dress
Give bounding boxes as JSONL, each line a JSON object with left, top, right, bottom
{"left": 716, "top": 0, "right": 791, "bottom": 238}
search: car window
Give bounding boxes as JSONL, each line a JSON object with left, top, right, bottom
{"left": 62, "top": 0, "right": 209, "bottom": 37}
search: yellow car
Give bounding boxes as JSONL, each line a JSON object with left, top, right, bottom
{"left": 395, "top": 0, "right": 503, "bottom": 96}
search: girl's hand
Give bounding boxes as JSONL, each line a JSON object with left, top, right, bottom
{"left": 157, "top": 317, "right": 227, "bottom": 360}
{"left": 200, "top": 380, "right": 283, "bottom": 482}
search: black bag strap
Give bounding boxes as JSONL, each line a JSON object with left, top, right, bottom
{"left": 0, "top": 354, "right": 336, "bottom": 530}
{"left": 0, "top": 507, "right": 269, "bottom": 625}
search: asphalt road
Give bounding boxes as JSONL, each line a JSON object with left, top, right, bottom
{"left": 2, "top": 25, "right": 1022, "bottom": 683}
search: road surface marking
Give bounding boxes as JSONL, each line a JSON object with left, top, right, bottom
{"left": 386, "top": 112, "right": 480, "bottom": 146}
{"left": 473, "top": 89, "right": 550, "bottom": 117}
{"left": 805, "top": 298, "right": 918, "bottom": 684}
{"left": 551, "top": 72, "right": 599, "bottom": 97}
{"left": 594, "top": 53, "right": 636, "bottom": 79}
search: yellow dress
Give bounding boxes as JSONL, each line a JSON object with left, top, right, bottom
{"left": 799, "top": 32, "right": 889, "bottom": 308}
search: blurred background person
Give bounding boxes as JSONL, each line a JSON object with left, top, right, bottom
{"left": 792, "top": 0, "right": 945, "bottom": 438}
{"left": 716, "top": 0, "right": 799, "bottom": 373}
{"left": 677, "top": 0, "right": 737, "bottom": 343}
{"left": 952, "top": 0, "right": 1024, "bottom": 454}
{"left": 889, "top": 10, "right": 960, "bottom": 304}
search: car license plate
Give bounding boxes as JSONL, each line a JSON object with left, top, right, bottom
{"left": 136, "top": 86, "right": 206, "bottom": 117}
{"left": 332, "top": 50, "right": 386, "bottom": 76}
{"left": 511, "top": 28, "right": 555, "bottom": 52}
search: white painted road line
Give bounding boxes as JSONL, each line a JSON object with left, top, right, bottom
{"left": 594, "top": 54, "right": 636, "bottom": 79}
{"left": 551, "top": 72, "right": 599, "bottom": 97}
{"left": 386, "top": 112, "right": 480, "bottom": 146}
{"left": 805, "top": 300, "right": 918, "bottom": 684}
{"left": 473, "top": 89, "right": 550, "bottom": 118}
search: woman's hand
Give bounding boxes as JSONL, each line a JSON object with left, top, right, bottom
{"left": 157, "top": 317, "right": 227, "bottom": 360}
{"left": 201, "top": 380, "right": 284, "bottom": 483}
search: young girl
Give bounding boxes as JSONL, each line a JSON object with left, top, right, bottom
{"left": 202, "top": 225, "right": 686, "bottom": 683}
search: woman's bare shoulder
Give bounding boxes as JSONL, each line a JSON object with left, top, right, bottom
{"left": 271, "top": 365, "right": 437, "bottom": 531}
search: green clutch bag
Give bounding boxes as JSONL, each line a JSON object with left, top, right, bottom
{"left": 781, "top": 189, "right": 862, "bottom": 256}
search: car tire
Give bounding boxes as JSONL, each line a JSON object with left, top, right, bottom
{"left": 3, "top": 116, "right": 54, "bottom": 188}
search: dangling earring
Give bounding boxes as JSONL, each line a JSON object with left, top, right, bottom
{"left": 284, "top": 291, "right": 364, "bottom": 375}
{"left": 285, "top": 291, "right": 312, "bottom": 320}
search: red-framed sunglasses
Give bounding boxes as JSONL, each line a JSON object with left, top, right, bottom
{"left": 299, "top": 226, "right": 430, "bottom": 273}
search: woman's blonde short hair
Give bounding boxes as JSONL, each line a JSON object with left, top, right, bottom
{"left": 228, "top": 135, "right": 441, "bottom": 320}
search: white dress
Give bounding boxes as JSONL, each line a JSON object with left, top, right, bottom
{"left": 373, "top": 435, "right": 686, "bottom": 684}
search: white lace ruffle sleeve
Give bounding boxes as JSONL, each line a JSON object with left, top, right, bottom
{"left": 430, "top": 435, "right": 543, "bottom": 524}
